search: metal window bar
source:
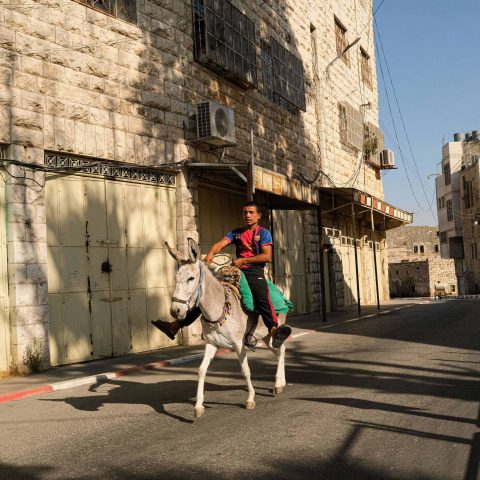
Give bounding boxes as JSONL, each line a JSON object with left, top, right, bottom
{"left": 0, "top": 145, "right": 6, "bottom": 160}
{"left": 75, "top": 0, "right": 137, "bottom": 23}
{"left": 192, "top": 0, "right": 257, "bottom": 89}
{"left": 260, "top": 37, "right": 306, "bottom": 113}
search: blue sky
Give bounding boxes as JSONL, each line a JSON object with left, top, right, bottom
{"left": 373, "top": 0, "right": 480, "bottom": 225}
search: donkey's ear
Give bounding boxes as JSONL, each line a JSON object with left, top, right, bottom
{"left": 165, "top": 241, "right": 186, "bottom": 263}
{"left": 187, "top": 237, "right": 200, "bottom": 263}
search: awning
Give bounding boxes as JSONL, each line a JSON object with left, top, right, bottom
{"left": 186, "top": 161, "right": 413, "bottom": 229}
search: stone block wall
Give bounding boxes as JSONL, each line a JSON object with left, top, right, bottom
{"left": 387, "top": 226, "right": 440, "bottom": 264}
{"left": 0, "top": 0, "right": 390, "bottom": 365}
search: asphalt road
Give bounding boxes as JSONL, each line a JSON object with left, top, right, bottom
{"left": 1, "top": 299, "right": 479, "bottom": 480}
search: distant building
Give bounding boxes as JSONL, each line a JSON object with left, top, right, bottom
{"left": 436, "top": 132, "right": 480, "bottom": 294}
{"left": 387, "top": 226, "right": 457, "bottom": 297}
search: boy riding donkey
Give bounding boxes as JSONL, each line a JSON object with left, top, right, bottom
{"left": 152, "top": 201, "right": 292, "bottom": 349}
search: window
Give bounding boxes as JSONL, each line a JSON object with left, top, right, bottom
{"left": 260, "top": 37, "right": 306, "bottom": 112}
{"left": 434, "top": 245, "right": 439, "bottom": 253}
{"left": 443, "top": 162, "right": 451, "bottom": 186}
{"left": 75, "top": 0, "right": 137, "bottom": 23}
{"left": 446, "top": 199, "right": 453, "bottom": 221}
{"left": 440, "top": 231, "right": 447, "bottom": 243}
{"left": 192, "top": 0, "right": 257, "bottom": 89}
{"left": 472, "top": 241, "right": 478, "bottom": 260}
{"left": 339, "top": 102, "right": 363, "bottom": 150}
{"left": 335, "top": 18, "right": 349, "bottom": 66}
{"left": 419, "top": 245, "right": 425, "bottom": 254}
{"left": 438, "top": 196, "right": 445, "bottom": 209}
{"left": 0, "top": 144, "right": 7, "bottom": 159}
{"left": 413, "top": 245, "right": 418, "bottom": 254}
{"left": 463, "top": 178, "right": 475, "bottom": 209}
{"left": 451, "top": 284, "right": 455, "bottom": 292}
{"left": 360, "top": 48, "right": 372, "bottom": 90}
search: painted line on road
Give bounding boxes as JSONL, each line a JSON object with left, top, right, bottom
{"left": 0, "top": 304, "right": 417, "bottom": 404}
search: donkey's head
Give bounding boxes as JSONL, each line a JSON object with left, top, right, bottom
{"left": 166, "top": 238, "right": 202, "bottom": 320}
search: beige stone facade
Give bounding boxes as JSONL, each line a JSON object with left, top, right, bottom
{"left": 0, "top": 0, "right": 410, "bottom": 370}
{"left": 387, "top": 226, "right": 457, "bottom": 298}
{"left": 436, "top": 133, "right": 480, "bottom": 294}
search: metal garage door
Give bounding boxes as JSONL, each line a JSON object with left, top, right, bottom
{"left": 272, "top": 210, "right": 308, "bottom": 315}
{"left": 47, "top": 174, "right": 177, "bottom": 366}
{"left": 0, "top": 175, "right": 9, "bottom": 371}
{"left": 198, "top": 187, "right": 244, "bottom": 259}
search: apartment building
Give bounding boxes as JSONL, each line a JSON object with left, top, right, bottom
{"left": 436, "top": 132, "right": 480, "bottom": 294}
{"left": 0, "top": 0, "right": 411, "bottom": 372}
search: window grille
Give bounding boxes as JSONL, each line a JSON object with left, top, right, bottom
{"left": 339, "top": 102, "right": 363, "bottom": 151}
{"left": 463, "top": 178, "right": 474, "bottom": 208}
{"left": 334, "top": 18, "right": 349, "bottom": 66}
{"left": 446, "top": 199, "right": 453, "bottom": 221}
{"left": 443, "top": 162, "right": 451, "bottom": 185}
{"left": 75, "top": 0, "right": 137, "bottom": 23}
{"left": 361, "top": 48, "right": 373, "bottom": 90}
{"left": 0, "top": 145, "right": 6, "bottom": 160}
{"left": 260, "top": 37, "right": 306, "bottom": 113}
{"left": 192, "top": 0, "right": 257, "bottom": 89}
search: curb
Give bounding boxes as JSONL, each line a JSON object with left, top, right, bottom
{"left": 0, "top": 305, "right": 414, "bottom": 404}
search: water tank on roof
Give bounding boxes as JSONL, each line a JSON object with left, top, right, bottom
{"left": 472, "top": 130, "right": 480, "bottom": 141}
{"left": 454, "top": 133, "right": 465, "bottom": 142}
{"left": 465, "top": 132, "right": 472, "bottom": 141}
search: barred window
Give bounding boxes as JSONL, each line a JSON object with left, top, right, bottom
{"left": 443, "top": 162, "right": 451, "bottom": 186}
{"left": 446, "top": 199, "right": 453, "bottom": 221}
{"left": 75, "top": 0, "right": 137, "bottom": 23}
{"left": 0, "top": 144, "right": 7, "bottom": 159}
{"left": 334, "top": 18, "right": 349, "bottom": 66}
{"left": 192, "top": 0, "right": 257, "bottom": 89}
{"left": 463, "top": 178, "right": 475, "bottom": 208}
{"left": 260, "top": 38, "right": 306, "bottom": 113}
{"left": 364, "top": 122, "right": 384, "bottom": 167}
{"left": 339, "top": 102, "right": 363, "bottom": 151}
{"left": 361, "top": 48, "right": 372, "bottom": 90}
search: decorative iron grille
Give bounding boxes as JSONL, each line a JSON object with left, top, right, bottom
{"left": 338, "top": 102, "right": 363, "bottom": 151}
{"left": 75, "top": 0, "right": 137, "bottom": 24}
{"left": 192, "top": 0, "right": 257, "bottom": 89}
{"left": 260, "top": 38, "right": 306, "bottom": 113}
{"left": 44, "top": 154, "right": 175, "bottom": 186}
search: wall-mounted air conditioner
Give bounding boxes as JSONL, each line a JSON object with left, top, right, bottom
{"left": 187, "top": 101, "right": 236, "bottom": 147}
{"left": 380, "top": 149, "right": 395, "bottom": 169}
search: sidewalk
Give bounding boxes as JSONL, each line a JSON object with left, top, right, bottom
{"left": 0, "top": 299, "right": 421, "bottom": 403}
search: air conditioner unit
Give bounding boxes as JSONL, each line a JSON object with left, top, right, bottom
{"left": 380, "top": 149, "right": 395, "bottom": 169}
{"left": 190, "top": 101, "right": 237, "bottom": 147}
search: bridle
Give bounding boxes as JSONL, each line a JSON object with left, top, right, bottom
{"left": 171, "top": 261, "right": 204, "bottom": 310}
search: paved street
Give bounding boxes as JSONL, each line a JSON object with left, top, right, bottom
{"left": 1, "top": 298, "right": 480, "bottom": 480}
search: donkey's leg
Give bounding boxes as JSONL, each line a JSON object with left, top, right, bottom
{"left": 234, "top": 342, "right": 256, "bottom": 410}
{"left": 194, "top": 342, "right": 217, "bottom": 418}
{"left": 274, "top": 343, "right": 286, "bottom": 394}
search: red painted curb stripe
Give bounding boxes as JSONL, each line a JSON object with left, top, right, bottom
{"left": 0, "top": 385, "right": 53, "bottom": 403}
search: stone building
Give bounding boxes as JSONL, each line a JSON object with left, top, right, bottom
{"left": 0, "top": 0, "right": 411, "bottom": 372}
{"left": 436, "top": 132, "right": 480, "bottom": 294}
{"left": 387, "top": 226, "right": 457, "bottom": 298}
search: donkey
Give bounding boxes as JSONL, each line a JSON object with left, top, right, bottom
{"left": 166, "top": 238, "right": 287, "bottom": 418}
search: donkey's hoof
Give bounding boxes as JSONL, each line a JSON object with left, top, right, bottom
{"left": 245, "top": 401, "right": 256, "bottom": 410}
{"left": 274, "top": 386, "right": 283, "bottom": 395}
{"left": 194, "top": 406, "right": 205, "bottom": 418}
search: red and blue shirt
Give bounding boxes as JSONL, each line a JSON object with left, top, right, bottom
{"left": 224, "top": 226, "right": 273, "bottom": 269}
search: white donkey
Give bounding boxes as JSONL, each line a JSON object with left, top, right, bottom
{"left": 166, "top": 238, "right": 287, "bottom": 418}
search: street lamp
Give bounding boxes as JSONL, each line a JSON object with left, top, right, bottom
{"left": 325, "top": 37, "right": 361, "bottom": 79}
